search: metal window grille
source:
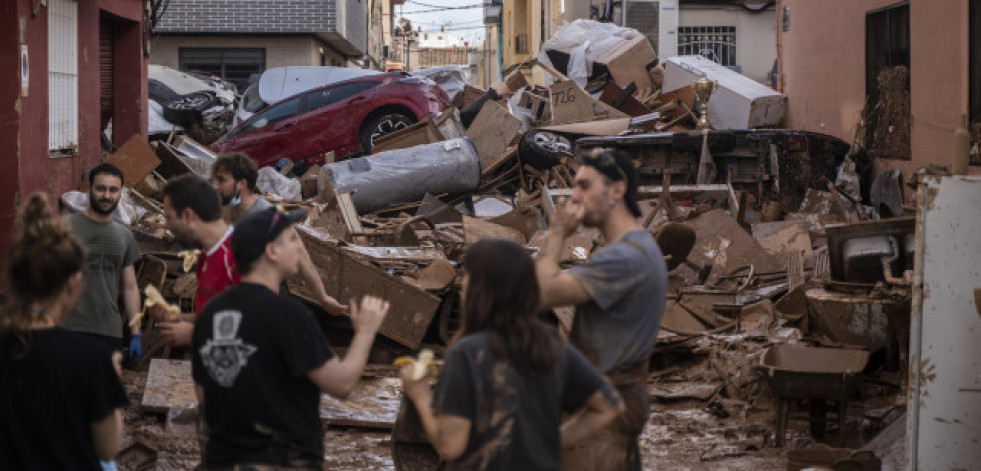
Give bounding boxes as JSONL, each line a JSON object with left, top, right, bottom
{"left": 677, "top": 26, "right": 736, "bottom": 67}
{"left": 48, "top": 0, "right": 78, "bottom": 152}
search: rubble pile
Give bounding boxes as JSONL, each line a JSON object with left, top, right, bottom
{"left": 97, "top": 21, "right": 915, "bottom": 470}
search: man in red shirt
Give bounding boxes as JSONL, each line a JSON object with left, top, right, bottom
{"left": 154, "top": 174, "right": 241, "bottom": 346}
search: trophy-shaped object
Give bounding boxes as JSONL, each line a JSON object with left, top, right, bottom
{"left": 691, "top": 77, "right": 717, "bottom": 130}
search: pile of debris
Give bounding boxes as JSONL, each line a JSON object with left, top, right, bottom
{"left": 101, "top": 20, "right": 914, "bottom": 470}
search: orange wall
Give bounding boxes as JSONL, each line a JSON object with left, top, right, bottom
{"left": 777, "top": 0, "right": 976, "bottom": 185}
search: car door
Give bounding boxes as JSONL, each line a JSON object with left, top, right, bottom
{"left": 289, "top": 80, "right": 382, "bottom": 162}
{"left": 222, "top": 95, "right": 304, "bottom": 167}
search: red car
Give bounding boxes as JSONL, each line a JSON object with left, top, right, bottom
{"left": 210, "top": 73, "right": 449, "bottom": 168}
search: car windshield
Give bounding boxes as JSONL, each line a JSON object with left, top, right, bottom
{"left": 241, "top": 83, "right": 266, "bottom": 113}
{"left": 230, "top": 96, "right": 301, "bottom": 136}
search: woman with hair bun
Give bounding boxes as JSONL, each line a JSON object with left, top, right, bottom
{"left": 0, "top": 193, "right": 128, "bottom": 470}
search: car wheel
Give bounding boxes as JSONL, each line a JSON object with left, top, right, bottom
{"left": 361, "top": 112, "right": 416, "bottom": 152}
{"left": 148, "top": 79, "right": 180, "bottom": 105}
{"left": 162, "top": 91, "right": 218, "bottom": 127}
{"left": 519, "top": 130, "right": 573, "bottom": 170}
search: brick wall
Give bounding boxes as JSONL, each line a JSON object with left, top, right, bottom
{"left": 155, "top": 0, "right": 337, "bottom": 34}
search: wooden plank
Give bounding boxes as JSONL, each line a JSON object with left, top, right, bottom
{"left": 465, "top": 101, "right": 522, "bottom": 171}
{"left": 141, "top": 359, "right": 196, "bottom": 414}
{"left": 342, "top": 246, "right": 448, "bottom": 264}
{"left": 335, "top": 190, "right": 364, "bottom": 233}
{"left": 288, "top": 226, "right": 442, "bottom": 350}
{"left": 319, "top": 377, "right": 401, "bottom": 430}
{"left": 481, "top": 146, "right": 518, "bottom": 178}
{"left": 402, "top": 259, "right": 458, "bottom": 292}
{"left": 105, "top": 135, "right": 161, "bottom": 188}
{"left": 463, "top": 216, "right": 525, "bottom": 244}
{"left": 370, "top": 118, "right": 442, "bottom": 154}
{"left": 153, "top": 141, "right": 195, "bottom": 179}
{"left": 685, "top": 209, "right": 783, "bottom": 284}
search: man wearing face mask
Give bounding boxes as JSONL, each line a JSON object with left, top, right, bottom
{"left": 211, "top": 153, "right": 273, "bottom": 223}
{"left": 211, "top": 153, "right": 346, "bottom": 316}
{"left": 63, "top": 163, "right": 144, "bottom": 364}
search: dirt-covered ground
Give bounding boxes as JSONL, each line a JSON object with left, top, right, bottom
{"left": 117, "top": 329, "right": 905, "bottom": 471}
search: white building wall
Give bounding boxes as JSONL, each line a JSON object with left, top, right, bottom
{"left": 676, "top": 5, "right": 775, "bottom": 84}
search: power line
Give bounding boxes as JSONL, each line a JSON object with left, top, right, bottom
{"left": 405, "top": 0, "right": 488, "bottom": 8}
{"left": 400, "top": 4, "right": 489, "bottom": 14}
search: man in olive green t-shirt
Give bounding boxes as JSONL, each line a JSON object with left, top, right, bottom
{"left": 62, "top": 163, "right": 143, "bottom": 363}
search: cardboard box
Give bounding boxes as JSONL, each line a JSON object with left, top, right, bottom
{"left": 662, "top": 55, "right": 787, "bottom": 130}
{"left": 594, "top": 35, "right": 658, "bottom": 99}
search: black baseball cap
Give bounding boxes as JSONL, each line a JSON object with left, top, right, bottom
{"left": 576, "top": 148, "right": 643, "bottom": 218}
{"left": 231, "top": 206, "right": 308, "bottom": 272}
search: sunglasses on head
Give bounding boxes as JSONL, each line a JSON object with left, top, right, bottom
{"left": 577, "top": 151, "right": 629, "bottom": 183}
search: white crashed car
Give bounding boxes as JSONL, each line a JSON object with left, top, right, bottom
{"left": 148, "top": 65, "right": 237, "bottom": 134}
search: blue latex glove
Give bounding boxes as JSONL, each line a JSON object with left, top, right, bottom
{"left": 129, "top": 333, "right": 142, "bottom": 363}
{"left": 100, "top": 460, "right": 118, "bottom": 471}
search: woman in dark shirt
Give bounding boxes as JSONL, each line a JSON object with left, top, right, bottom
{"left": 0, "top": 193, "right": 128, "bottom": 470}
{"left": 400, "top": 238, "right": 624, "bottom": 471}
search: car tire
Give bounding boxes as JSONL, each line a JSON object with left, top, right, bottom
{"left": 361, "top": 112, "right": 416, "bottom": 153}
{"left": 518, "top": 130, "right": 573, "bottom": 170}
{"left": 148, "top": 79, "right": 181, "bottom": 105}
{"left": 162, "top": 91, "right": 218, "bottom": 127}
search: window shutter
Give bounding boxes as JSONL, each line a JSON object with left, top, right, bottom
{"left": 48, "top": 0, "right": 79, "bottom": 152}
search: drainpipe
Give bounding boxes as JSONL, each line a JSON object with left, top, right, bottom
{"left": 497, "top": 13, "right": 504, "bottom": 82}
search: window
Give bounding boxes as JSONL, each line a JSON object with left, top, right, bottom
{"left": 305, "top": 81, "right": 380, "bottom": 112}
{"left": 515, "top": 34, "right": 529, "bottom": 54}
{"left": 233, "top": 97, "right": 301, "bottom": 136}
{"left": 865, "top": 3, "right": 910, "bottom": 158}
{"left": 49, "top": 0, "right": 78, "bottom": 152}
{"left": 178, "top": 48, "right": 265, "bottom": 94}
{"left": 677, "top": 26, "right": 736, "bottom": 67}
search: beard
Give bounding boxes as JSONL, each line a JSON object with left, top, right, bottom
{"left": 89, "top": 193, "right": 119, "bottom": 216}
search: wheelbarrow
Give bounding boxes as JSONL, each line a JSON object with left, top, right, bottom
{"left": 760, "top": 345, "right": 869, "bottom": 446}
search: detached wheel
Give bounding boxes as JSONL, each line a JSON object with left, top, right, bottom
{"left": 519, "top": 130, "right": 573, "bottom": 170}
{"left": 163, "top": 91, "right": 218, "bottom": 127}
{"left": 361, "top": 112, "right": 416, "bottom": 152}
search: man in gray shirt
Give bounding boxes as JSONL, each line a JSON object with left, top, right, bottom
{"left": 63, "top": 163, "right": 143, "bottom": 363}
{"left": 535, "top": 148, "right": 667, "bottom": 471}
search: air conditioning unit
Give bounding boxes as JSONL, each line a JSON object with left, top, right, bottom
{"left": 625, "top": 0, "right": 660, "bottom": 51}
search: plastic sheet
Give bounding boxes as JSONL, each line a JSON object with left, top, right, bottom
{"left": 60, "top": 191, "right": 146, "bottom": 226}
{"left": 327, "top": 138, "right": 481, "bottom": 214}
{"left": 256, "top": 167, "right": 302, "bottom": 201}
{"left": 835, "top": 154, "right": 861, "bottom": 202}
{"left": 411, "top": 65, "right": 469, "bottom": 102}
{"left": 538, "top": 19, "right": 645, "bottom": 88}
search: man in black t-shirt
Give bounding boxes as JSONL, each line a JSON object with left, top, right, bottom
{"left": 191, "top": 206, "right": 389, "bottom": 469}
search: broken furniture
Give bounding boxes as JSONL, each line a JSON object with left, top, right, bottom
{"left": 761, "top": 345, "right": 869, "bottom": 446}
